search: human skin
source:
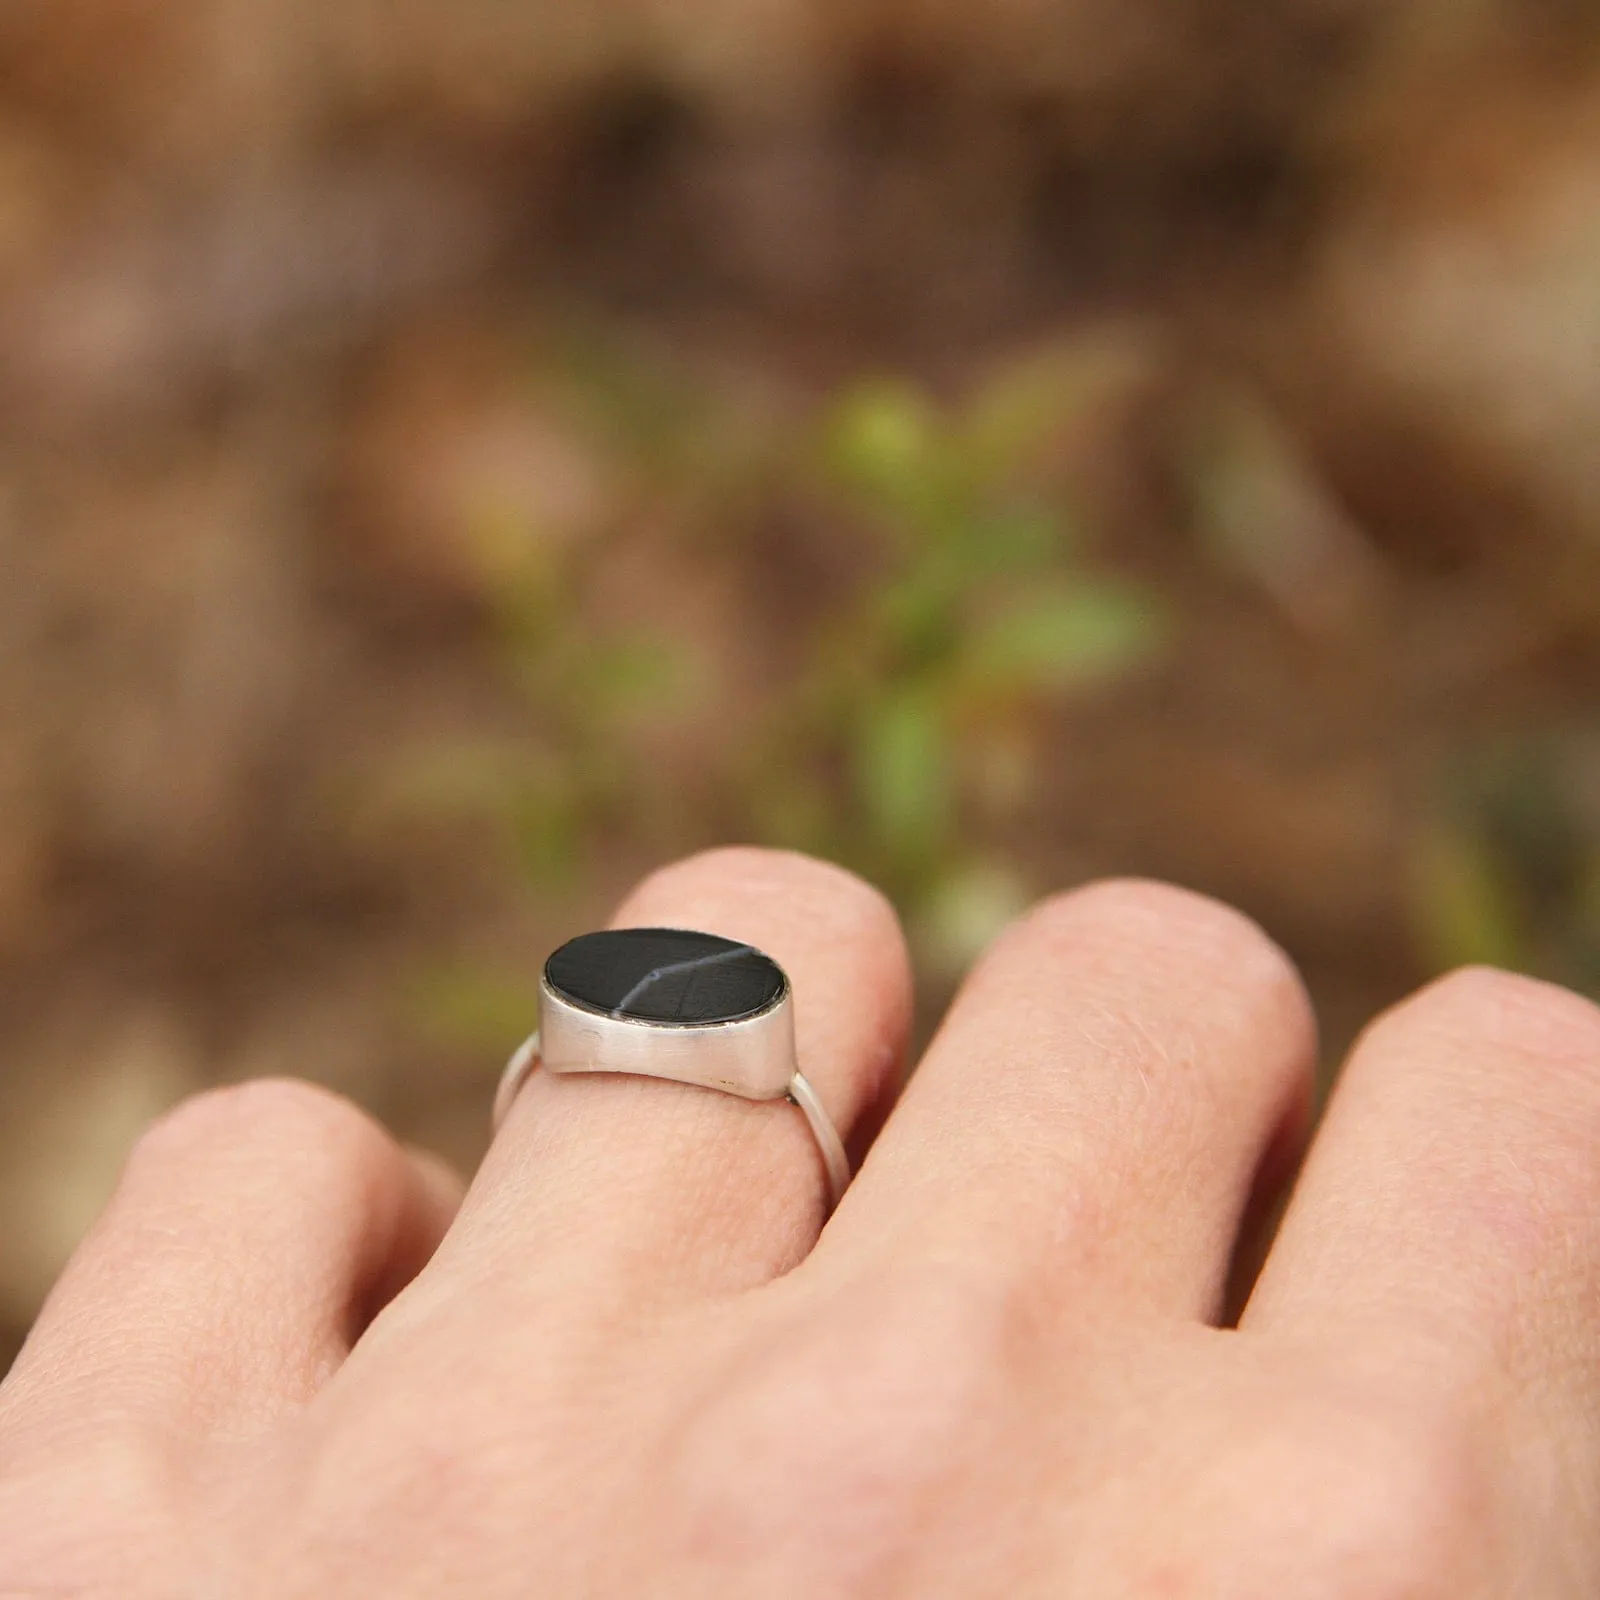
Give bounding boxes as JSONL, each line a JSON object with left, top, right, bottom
{"left": 3, "top": 847, "right": 1600, "bottom": 1597}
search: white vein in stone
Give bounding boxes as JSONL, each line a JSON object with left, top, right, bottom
{"left": 611, "top": 944, "right": 759, "bottom": 1020}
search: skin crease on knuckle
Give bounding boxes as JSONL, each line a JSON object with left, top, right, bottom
{"left": 637, "top": 1302, "right": 1521, "bottom": 1600}
{"left": 650, "top": 1266, "right": 1035, "bottom": 1595}
{"left": 1185, "top": 1403, "right": 1509, "bottom": 1600}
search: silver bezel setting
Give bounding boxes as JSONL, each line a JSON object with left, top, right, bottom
{"left": 538, "top": 972, "right": 797, "bottom": 1101}
{"left": 492, "top": 934, "right": 853, "bottom": 1209}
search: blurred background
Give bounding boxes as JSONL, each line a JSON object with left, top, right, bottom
{"left": 3, "top": 0, "right": 1600, "bottom": 1371}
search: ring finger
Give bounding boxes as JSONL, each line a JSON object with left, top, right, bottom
{"left": 429, "top": 847, "right": 914, "bottom": 1312}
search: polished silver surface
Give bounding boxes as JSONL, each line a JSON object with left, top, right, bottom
{"left": 492, "top": 1030, "right": 544, "bottom": 1133}
{"left": 492, "top": 964, "right": 851, "bottom": 1209}
{"left": 541, "top": 973, "right": 797, "bottom": 1099}
{"left": 786, "top": 1067, "right": 851, "bottom": 1208}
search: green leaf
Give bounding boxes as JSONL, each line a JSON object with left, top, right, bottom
{"left": 915, "top": 859, "right": 1034, "bottom": 979}
{"left": 542, "top": 319, "right": 708, "bottom": 469}
{"left": 748, "top": 768, "right": 835, "bottom": 857}
{"left": 870, "top": 512, "right": 1061, "bottom": 667}
{"left": 508, "top": 779, "right": 585, "bottom": 891}
{"left": 960, "top": 583, "right": 1164, "bottom": 694}
{"left": 371, "top": 739, "right": 543, "bottom": 829}
{"left": 580, "top": 637, "right": 698, "bottom": 718}
{"left": 853, "top": 689, "right": 953, "bottom": 860}
{"left": 409, "top": 963, "right": 544, "bottom": 1055}
{"left": 963, "top": 335, "right": 1147, "bottom": 476}
{"left": 956, "top": 503, "right": 1070, "bottom": 576}
{"left": 963, "top": 354, "right": 1083, "bottom": 474}
{"left": 875, "top": 562, "right": 964, "bottom": 670}
{"left": 1410, "top": 823, "right": 1528, "bottom": 975}
{"left": 824, "top": 380, "right": 944, "bottom": 523}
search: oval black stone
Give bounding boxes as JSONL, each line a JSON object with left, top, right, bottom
{"left": 545, "top": 928, "right": 786, "bottom": 1026}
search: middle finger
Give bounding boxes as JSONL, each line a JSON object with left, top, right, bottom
{"left": 820, "top": 879, "right": 1317, "bottom": 1324}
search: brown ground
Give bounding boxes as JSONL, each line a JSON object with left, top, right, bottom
{"left": 3, "top": 0, "right": 1600, "bottom": 1371}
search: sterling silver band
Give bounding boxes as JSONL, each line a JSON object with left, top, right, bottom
{"left": 493, "top": 972, "right": 851, "bottom": 1209}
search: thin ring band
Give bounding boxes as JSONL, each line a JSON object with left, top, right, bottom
{"left": 492, "top": 1031, "right": 543, "bottom": 1133}
{"left": 492, "top": 1033, "right": 852, "bottom": 1210}
{"left": 786, "top": 1067, "right": 851, "bottom": 1208}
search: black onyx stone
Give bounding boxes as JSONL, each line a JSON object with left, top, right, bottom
{"left": 545, "top": 928, "right": 785, "bottom": 1026}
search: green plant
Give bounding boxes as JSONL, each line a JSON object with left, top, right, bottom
{"left": 382, "top": 334, "right": 1167, "bottom": 1037}
{"left": 1411, "top": 729, "right": 1600, "bottom": 998}
{"left": 746, "top": 367, "right": 1163, "bottom": 968}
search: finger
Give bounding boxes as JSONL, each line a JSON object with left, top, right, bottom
{"left": 1245, "top": 970, "right": 1600, "bottom": 1429}
{"left": 0, "top": 1080, "right": 461, "bottom": 1456}
{"left": 818, "top": 880, "right": 1317, "bottom": 1323}
{"left": 440, "top": 847, "right": 912, "bottom": 1307}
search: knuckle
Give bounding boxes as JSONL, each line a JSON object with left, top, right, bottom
{"left": 998, "top": 878, "right": 1312, "bottom": 1050}
{"left": 1338, "top": 968, "right": 1600, "bottom": 1282}
{"left": 666, "top": 1268, "right": 1013, "bottom": 1581}
{"left": 1331, "top": 1425, "right": 1488, "bottom": 1593}
{"left": 127, "top": 1078, "right": 388, "bottom": 1192}
{"left": 634, "top": 846, "right": 901, "bottom": 943}
{"left": 283, "top": 1394, "right": 493, "bottom": 1579}
{"left": 1406, "top": 965, "right": 1600, "bottom": 1064}
{"left": 0, "top": 1436, "right": 179, "bottom": 1598}
{"left": 1028, "top": 877, "right": 1302, "bottom": 988}
{"left": 1359, "top": 969, "right": 1600, "bottom": 1166}
{"left": 1215, "top": 1400, "right": 1500, "bottom": 1600}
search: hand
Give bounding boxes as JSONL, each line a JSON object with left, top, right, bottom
{"left": 4, "top": 848, "right": 1599, "bottom": 1597}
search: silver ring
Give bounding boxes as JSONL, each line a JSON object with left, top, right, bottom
{"left": 492, "top": 928, "right": 851, "bottom": 1210}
